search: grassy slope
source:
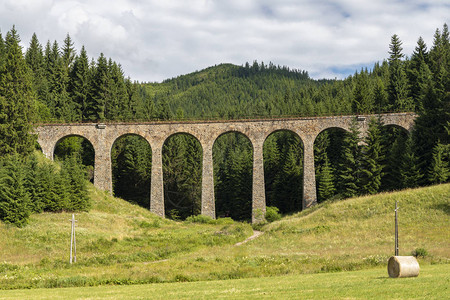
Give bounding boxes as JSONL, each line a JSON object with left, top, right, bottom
{"left": 0, "top": 183, "right": 448, "bottom": 289}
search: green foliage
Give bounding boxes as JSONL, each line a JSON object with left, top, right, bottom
{"left": 0, "top": 26, "right": 36, "bottom": 157}
{"left": 428, "top": 143, "right": 450, "bottom": 184}
{"left": 214, "top": 133, "right": 253, "bottom": 221}
{"left": 411, "top": 247, "right": 428, "bottom": 258}
{"left": 360, "top": 118, "right": 384, "bottom": 195}
{"left": 0, "top": 151, "right": 90, "bottom": 226}
{"left": 338, "top": 119, "right": 362, "bottom": 198}
{"left": 0, "top": 155, "right": 31, "bottom": 227}
{"left": 112, "top": 135, "right": 151, "bottom": 207}
{"left": 185, "top": 215, "right": 214, "bottom": 224}
{"left": 163, "top": 134, "right": 202, "bottom": 219}
{"left": 265, "top": 206, "right": 281, "bottom": 223}
{"left": 317, "top": 155, "right": 336, "bottom": 201}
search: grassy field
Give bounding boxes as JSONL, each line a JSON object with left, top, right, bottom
{"left": 1, "top": 264, "right": 448, "bottom": 299}
{"left": 0, "top": 183, "right": 448, "bottom": 290}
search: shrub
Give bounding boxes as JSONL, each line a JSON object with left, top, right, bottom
{"left": 265, "top": 206, "right": 281, "bottom": 223}
{"left": 185, "top": 214, "right": 214, "bottom": 224}
{"left": 411, "top": 247, "right": 428, "bottom": 258}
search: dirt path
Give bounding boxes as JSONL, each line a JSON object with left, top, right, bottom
{"left": 234, "top": 230, "right": 264, "bottom": 246}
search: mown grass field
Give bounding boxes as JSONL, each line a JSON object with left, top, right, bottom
{"left": 0, "top": 183, "right": 449, "bottom": 292}
{"left": 1, "top": 264, "right": 448, "bottom": 299}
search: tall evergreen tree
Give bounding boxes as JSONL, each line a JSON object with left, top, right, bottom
{"left": 0, "top": 26, "right": 36, "bottom": 157}
{"left": 62, "top": 33, "right": 76, "bottom": 70}
{"left": 387, "top": 34, "right": 414, "bottom": 111}
{"left": 428, "top": 143, "right": 449, "bottom": 184}
{"left": 69, "top": 46, "right": 90, "bottom": 121}
{"left": 399, "top": 135, "right": 422, "bottom": 188}
{"left": 352, "top": 70, "right": 373, "bottom": 113}
{"left": 337, "top": 119, "right": 362, "bottom": 198}
{"left": 360, "top": 118, "right": 384, "bottom": 195}
{"left": 317, "top": 155, "right": 335, "bottom": 202}
{"left": 86, "top": 53, "right": 109, "bottom": 121}
{"left": 0, "top": 155, "right": 31, "bottom": 227}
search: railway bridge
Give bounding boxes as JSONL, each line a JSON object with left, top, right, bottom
{"left": 35, "top": 113, "right": 416, "bottom": 223}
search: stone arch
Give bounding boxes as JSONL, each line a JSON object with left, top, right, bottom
{"left": 52, "top": 134, "right": 96, "bottom": 183}
{"left": 111, "top": 133, "right": 152, "bottom": 208}
{"left": 213, "top": 130, "right": 253, "bottom": 151}
{"left": 52, "top": 134, "right": 95, "bottom": 161}
{"left": 162, "top": 132, "right": 203, "bottom": 220}
{"left": 213, "top": 131, "right": 254, "bottom": 221}
{"left": 263, "top": 129, "right": 304, "bottom": 214}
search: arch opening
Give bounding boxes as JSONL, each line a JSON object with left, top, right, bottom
{"left": 163, "top": 133, "right": 202, "bottom": 220}
{"left": 263, "top": 130, "right": 304, "bottom": 214}
{"left": 213, "top": 131, "right": 253, "bottom": 221}
{"left": 111, "top": 134, "right": 152, "bottom": 208}
{"left": 54, "top": 135, "right": 95, "bottom": 182}
{"left": 314, "top": 127, "right": 348, "bottom": 203}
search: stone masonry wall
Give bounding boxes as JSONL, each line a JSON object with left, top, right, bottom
{"left": 34, "top": 113, "right": 416, "bottom": 223}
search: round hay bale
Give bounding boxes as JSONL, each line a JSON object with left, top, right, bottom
{"left": 388, "top": 256, "right": 420, "bottom": 278}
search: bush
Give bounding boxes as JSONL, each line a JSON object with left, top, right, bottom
{"left": 185, "top": 214, "right": 214, "bottom": 224}
{"left": 411, "top": 247, "right": 428, "bottom": 258}
{"left": 265, "top": 206, "right": 281, "bottom": 223}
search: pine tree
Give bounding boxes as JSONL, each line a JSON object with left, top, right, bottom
{"left": 373, "top": 78, "right": 387, "bottom": 113}
{"left": 317, "top": 155, "right": 336, "bottom": 202}
{"left": 428, "top": 143, "right": 449, "bottom": 184}
{"left": 387, "top": 34, "right": 414, "bottom": 111}
{"left": 399, "top": 135, "right": 422, "bottom": 188}
{"left": 23, "top": 154, "right": 45, "bottom": 213}
{"left": 69, "top": 46, "right": 90, "bottom": 121}
{"left": 352, "top": 70, "right": 373, "bottom": 113}
{"left": 61, "top": 33, "right": 76, "bottom": 70}
{"left": 0, "top": 155, "right": 32, "bottom": 227}
{"left": 86, "top": 53, "right": 109, "bottom": 121}
{"left": 63, "top": 154, "right": 90, "bottom": 211}
{"left": 0, "top": 26, "right": 36, "bottom": 157}
{"left": 407, "top": 37, "right": 433, "bottom": 112}
{"left": 338, "top": 119, "right": 362, "bottom": 198}
{"left": 360, "top": 118, "right": 385, "bottom": 195}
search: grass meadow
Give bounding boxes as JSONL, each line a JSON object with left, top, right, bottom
{"left": 0, "top": 183, "right": 448, "bottom": 295}
{"left": 1, "top": 264, "right": 448, "bottom": 299}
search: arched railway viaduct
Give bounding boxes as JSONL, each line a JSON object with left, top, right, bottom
{"left": 35, "top": 113, "right": 416, "bottom": 223}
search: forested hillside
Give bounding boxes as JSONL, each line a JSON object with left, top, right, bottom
{"left": 0, "top": 24, "right": 449, "bottom": 224}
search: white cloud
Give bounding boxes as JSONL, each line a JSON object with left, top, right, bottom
{"left": 1, "top": 0, "right": 449, "bottom": 81}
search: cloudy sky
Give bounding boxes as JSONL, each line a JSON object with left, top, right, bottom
{"left": 1, "top": 0, "right": 449, "bottom": 82}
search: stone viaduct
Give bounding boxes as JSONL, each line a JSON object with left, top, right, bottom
{"left": 34, "top": 113, "right": 416, "bottom": 223}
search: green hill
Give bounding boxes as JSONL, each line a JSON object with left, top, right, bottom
{"left": 0, "top": 183, "right": 448, "bottom": 289}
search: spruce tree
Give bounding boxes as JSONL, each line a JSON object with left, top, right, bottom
{"left": 338, "top": 119, "right": 362, "bottom": 198}
{"left": 86, "top": 53, "right": 109, "bottom": 121}
{"left": 399, "top": 135, "right": 422, "bottom": 188}
{"left": 428, "top": 143, "right": 449, "bottom": 184}
{"left": 317, "top": 155, "right": 336, "bottom": 202}
{"left": 352, "top": 70, "right": 373, "bottom": 113}
{"left": 360, "top": 118, "right": 384, "bottom": 195}
{"left": 62, "top": 33, "right": 76, "bottom": 70}
{"left": 0, "top": 155, "right": 32, "bottom": 227}
{"left": 69, "top": 46, "right": 90, "bottom": 121}
{"left": 387, "top": 34, "right": 414, "bottom": 111}
{"left": 0, "top": 26, "right": 36, "bottom": 157}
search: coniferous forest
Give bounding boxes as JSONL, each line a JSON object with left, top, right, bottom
{"left": 0, "top": 24, "right": 449, "bottom": 225}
